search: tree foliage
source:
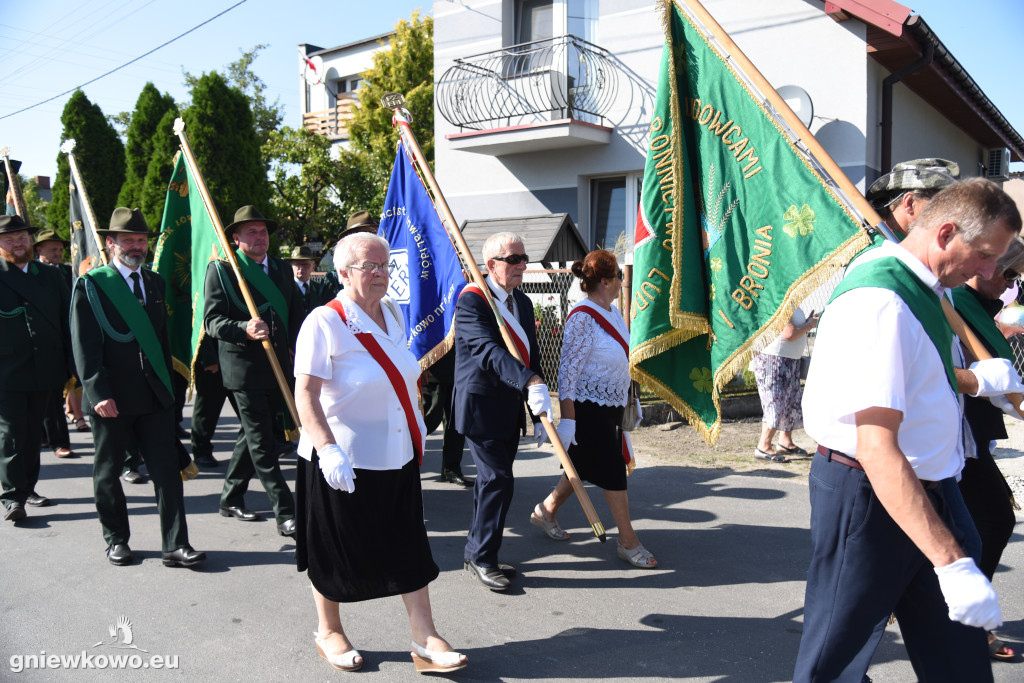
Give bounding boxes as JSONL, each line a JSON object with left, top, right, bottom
{"left": 118, "top": 82, "right": 176, "bottom": 229}
{"left": 139, "top": 105, "right": 182, "bottom": 230}
{"left": 346, "top": 10, "right": 434, "bottom": 211}
{"left": 180, "top": 71, "right": 269, "bottom": 224}
{"left": 47, "top": 90, "right": 125, "bottom": 232}
{"left": 12, "top": 175, "right": 50, "bottom": 231}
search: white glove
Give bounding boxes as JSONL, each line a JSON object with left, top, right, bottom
{"left": 634, "top": 398, "right": 643, "bottom": 430}
{"left": 934, "top": 557, "right": 1003, "bottom": 630}
{"left": 556, "top": 418, "right": 577, "bottom": 448}
{"left": 526, "top": 384, "right": 552, "bottom": 417}
{"left": 990, "top": 393, "right": 1024, "bottom": 420}
{"left": 969, "top": 358, "right": 1024, "bottom": 397}
{"left": 532, "top": 421, "right": 547, "bottom": 447}
{"left": 318, "top": 444, "right": 356, "bottom": 493}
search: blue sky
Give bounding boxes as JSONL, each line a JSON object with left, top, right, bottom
{"left": 0, "top": 0, "right": 1021, "bottom": 182}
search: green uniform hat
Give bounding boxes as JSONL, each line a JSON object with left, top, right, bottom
{"left": 224, "top": 205, "right": 278, "bottom": 235}
{"left": 866, "top": 158, "right": 960, "bottom": 210}
{"left": 339, "top": 210, "right": 379, "bottom": 239}
{"left": 284, "top": 245, "right": 317, "bottom": 262}
{"left": 33, "top": 229, "right": 70, "bottom": 247}
{"left": 0, "top": 214, "right": 37, "bottom": 235}
{"left": 98, "top": 207, "right": 153, "bottom": 236}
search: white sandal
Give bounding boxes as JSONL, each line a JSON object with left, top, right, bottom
{"left": 617, "top": 542, "right": 658, "bottom": 569}
{"left": 314, "top": 632, "right": 362, "bottom": 671}
{"left": 529, "top": 504, "right": 569, "bottom": 540}
{"left": 410, "top": 640, "right": 467, "bottom": 673}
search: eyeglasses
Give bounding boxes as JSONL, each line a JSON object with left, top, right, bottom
{"left": 347, "top": 262, "right": 394, "bottom": 274}
{"left": 616, "top": 268, "right": 623, "bottom": 280}
{"left": 491, "top": 253, "right": 530, "bottom": 265}
{"left": 1002, "top": 268, "right": 1020, "bottom": 282}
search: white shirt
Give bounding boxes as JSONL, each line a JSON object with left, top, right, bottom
{"left": 802, "top": 241, "right": 963, "bottom": 481}
{"left": 760, "top": 307, "right": 809, "bottom": 359}
{"left": 558, "top": 299, "right": 632, "bottom": 407}
{"left": 295, "top": 278, "right": 309, "bottom": 295}
{"left": 294, "top": 291, "right": 426, "bottom": 470}
{"left": 486, "top": 275, "right": 515, "bottom": 316}
{"left": 112, "top": 258, "right": 144, "bottom": 304}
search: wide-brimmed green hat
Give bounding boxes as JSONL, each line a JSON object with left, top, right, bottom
{"left": 224, "top": 205, "right": 278, "bottom": 235}
{"left": 283, "top": 245, "right": 317, "bottom": 262}
{"left": 33, "top": 229, "right": 70, "bottom": 247}
{"left": 339, "top": 210, "right": 378, "bottom": 239}
{"left": 0, "top": 214, "right": 37, "bottom": 235}
{"left": 97, "top": 207, "right": 154, "bottom": 236}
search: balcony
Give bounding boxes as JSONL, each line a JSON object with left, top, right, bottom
{"left": 436, "top": 35, "right": 620, "bottom": 155}
{"left": 302, "top": 92, "right": 359, "bottom": 141}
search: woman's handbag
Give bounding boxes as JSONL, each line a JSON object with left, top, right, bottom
{"left": 621, "top": 380, "right": 640, "bottom": 432}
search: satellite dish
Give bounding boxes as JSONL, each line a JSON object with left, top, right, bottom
{"left": 303, "top": 55, "right": 324, "bottom": 86}
{"left": 776, "top": 85, "right": 814, "bottom": 128}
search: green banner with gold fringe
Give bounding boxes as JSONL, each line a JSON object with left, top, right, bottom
{"left": 628, "top": 0, "right": 870, "bottom": 444}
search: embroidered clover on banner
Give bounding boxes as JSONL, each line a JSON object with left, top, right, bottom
{"left": 710, "top": 257, "right": 723, "bottom": 279}
{"left": 783, "top": 204, "right": 816, "bottom": 238}
{"left": 690, "top": 366, "right": 713, "bottom": 393}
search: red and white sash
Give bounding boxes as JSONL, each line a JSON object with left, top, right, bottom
{"left": 460, "top": 283, "right": 530, "bottom": 367}
{"left": 325, "top": 299, "right": 423, "bottom": 465}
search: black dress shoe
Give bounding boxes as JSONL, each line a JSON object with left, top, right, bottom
{"left": 162, "top": 546, "right": 206, "bottom": 568}
{"left": 277, "top": 518, "right": 297, "bottom": 537}
{"left": 219, "top": 506, "right": 261, "bottom": 521}
{"left": 465, "top": 559, "right": 510, "bottom": 591}
{"left": 106, "top": 543, "right": 133, "bottom": 566}
{"left": 441, "top": 470, "right": 473, "bottom": 487}
{"left": 26, "top": 492, "right": 51, "bottom": 507}
{"left": 4, "top": 502, "right": 26, "bottom": 522}
{"left": 193, "top": 453, "right": 220, "bottom": 468}
{"left": 121, "top": 470, "right": 146, "bottom": 484}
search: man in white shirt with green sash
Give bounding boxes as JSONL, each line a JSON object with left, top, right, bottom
{"left": 795, "top": 179, "right": 1022, "bottom": 681}
{"left": 71, "top": 208, "right": 205, "bottom": 568}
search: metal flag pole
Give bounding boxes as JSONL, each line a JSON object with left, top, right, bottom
{"left": 678, "top": 0, "right": 1024, "bottom": 417}
{"left": 60, "top": 139, "right": 108, "bottom": 265}
{"left": 380, "top": 93, "right": 607, "bottom": 542}
{"left": 0, "top": 147, "right": 29, "bottom": 218}
{"left": 172, "top": 118, "right": 302, "bottom": 428}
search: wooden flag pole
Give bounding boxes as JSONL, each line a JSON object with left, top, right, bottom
{"left": 0, "top": 147, "right": 29, "bottom": 218}
{"left": 172, "top": 118, "right": 302, "bottom": 428}
{"left": 60, "top": 140, "right": 108, "bottom": 265}
{"left": 679, "top": 0, "right": 1024, "bottom": 417}
{"left": 382, "top": 94, "right": 607, "bottom": 542}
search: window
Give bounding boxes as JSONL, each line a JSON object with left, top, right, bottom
{"left": 516, "top": 0, "right": 554, "bottom": 45}
{"left": 590, "top": 172, "right": 644, "bottom": 251}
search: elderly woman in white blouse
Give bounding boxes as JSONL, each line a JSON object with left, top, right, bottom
{"left": 293, "top": 232, "right": 466, "bottom": 674}
{"left": 530, "top": 249, "right": 657, "bottom": 569}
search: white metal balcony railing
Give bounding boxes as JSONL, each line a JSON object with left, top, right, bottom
{"left": 436, "top": 35, "right": 621, "bottom": 130}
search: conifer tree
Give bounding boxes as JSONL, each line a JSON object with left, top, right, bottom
{"left": 117, "top": 83, "right": 176, "bottom": 229}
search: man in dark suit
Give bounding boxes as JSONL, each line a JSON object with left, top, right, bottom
{"left": 189, "top": 334, "right": 235, "bottom": 469}
{"left": 70, "top": 208, "right": 205, "bottom": 567}
{"left": 203, "top": 205, "right": 303, "bottom": 537}
{"left": 32, "top": 229, "right": 76, "bottom": 459}
{"left": 0, "top": 215, "right": 73, "bottom": 521}
{"left": 284, "top": 245, "right": 329, "bottom": 316}
{"left": 453, "top": 232, "right": 550, "bottom": 591}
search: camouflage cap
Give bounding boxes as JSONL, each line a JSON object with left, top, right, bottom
{"left": 866, "top": 158, "right": 960, "bottom": 210}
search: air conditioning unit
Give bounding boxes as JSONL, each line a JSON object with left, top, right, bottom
{"left": 986, "top": 148, "right": 1010, "bottom": 179}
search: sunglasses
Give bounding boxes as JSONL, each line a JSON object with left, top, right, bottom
{"left": 491, "top": 253, "right": 530, "bottom": 265}
{"left": 1003, "top": 268, "right": 1020, "bottom": 282}
{"left": 348, "top": 262, "right": 394, "bottom": 274}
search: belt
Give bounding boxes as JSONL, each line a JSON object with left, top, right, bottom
{"left": 816, "top": 445, "right": 940, "bottom": 490}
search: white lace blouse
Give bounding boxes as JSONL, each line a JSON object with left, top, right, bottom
{"left": 558, "top": 299, "right": 632, "bottom": 407}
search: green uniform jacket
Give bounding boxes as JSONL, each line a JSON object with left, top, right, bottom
{"left": 203, "top": 255, "right": 303, "bottom": 392}
{"left": 70, "top": 265, "right": 175, "bottom": 414}
{"left": 0, "top": 259, "right": 72, "bottom": 391}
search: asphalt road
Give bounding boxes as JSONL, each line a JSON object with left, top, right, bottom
{"left": 3, "top": 404, "right": 1023, "bottom": 682}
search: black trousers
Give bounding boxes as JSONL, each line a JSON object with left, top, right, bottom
{"left": 220, "top": 387, "right": 295, "bottom": 522}
{"left": 794, "top": 452, "right": 990, "bottom": 682}
{"left": 0, "top": 390, "right": 48, "bottom": 507}
{"left": 438, "top": 381, "right": 466, "bottom": 474}
{"left": 463, "top": 435, "right": 517, "bottom": 567}
{"left": 91, "top": 405, "right": 189, "bottom": 552}
{"left": 959, "top": 441, "right": 1016, "bottom": 581}
{"left": 190, "top": 365, "right": 235, "bottom": 459}
{"left": 41, "top": 387, "right": 71, "bottom": 450}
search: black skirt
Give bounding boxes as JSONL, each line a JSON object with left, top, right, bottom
{"left": 566, "top": 400, "right": 628, "bottom": 491}
{"left": 296, "top": 452, "right": 439, "bottom": 603}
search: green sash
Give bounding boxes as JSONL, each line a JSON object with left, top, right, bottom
{"left": 951, "top": 287, "right": 1015, "bottom": 362}
{"left": 829, "top": 255, "right": 957, "bottom": 391}
{"left": 235, "top": 251, "right": 289, "bottom": 334}
{"left": 86, "top": 266, "right": 173, "bottom": 395}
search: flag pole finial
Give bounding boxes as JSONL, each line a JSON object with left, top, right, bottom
{"left": 60, "top": 139, "right": 76, "bottom": 154}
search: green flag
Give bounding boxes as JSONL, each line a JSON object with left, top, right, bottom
{"left": 152, "top": 152, "right": 224, "bottom": 381}
{"left": 629, "top": 0, "right": 871, "bottom": 444}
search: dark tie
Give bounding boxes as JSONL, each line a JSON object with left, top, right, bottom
{"left": 301, "top": 282, "right": 308, "bottom": 296}
{"left": 130, "top": 272, "right": 144, "bottom": 306}
{"left": 263, "top": 264, "right": 268, "bottom": 275}
{"left": 505, "top": 295, "right": 515, "bottom": 316}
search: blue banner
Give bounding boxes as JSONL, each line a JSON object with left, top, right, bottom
{"left": 378, "top": 143, "right": 466, "bottom": 367}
